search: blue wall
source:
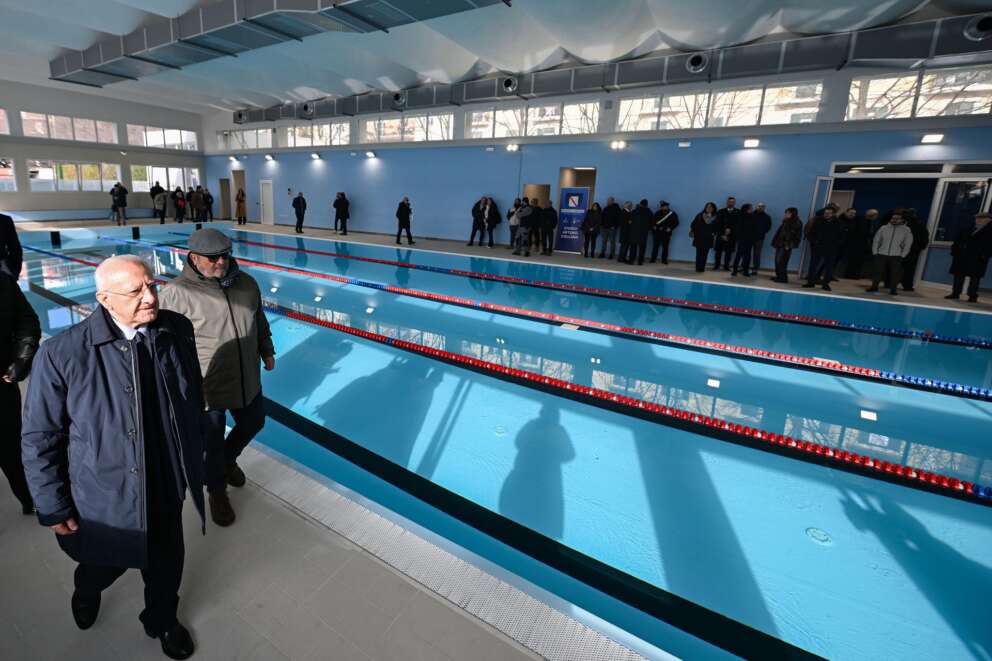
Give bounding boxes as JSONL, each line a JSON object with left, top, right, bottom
{"left": 205, "top": 126, "right": 992, "bottom": 267}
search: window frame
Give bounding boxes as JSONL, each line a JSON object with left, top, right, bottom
{"left": 0, "top": 157, "right": 15, "bottom": 192}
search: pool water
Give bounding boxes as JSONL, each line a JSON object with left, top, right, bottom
{"left": 18, "top": 224, "right": 992, "bottom": 661}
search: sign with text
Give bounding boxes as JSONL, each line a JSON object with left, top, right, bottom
{"left": 555, "top": 186, "right": 589, "bottom": 253}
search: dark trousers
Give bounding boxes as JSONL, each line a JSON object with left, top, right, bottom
{"left": 650, "top": 230, "right": 671, "bottom": 263}
{"left": 509, "top": 225, "right": 518, "bottom": 248}
{"left": 196, "top": 209, "right": 207, "bottom": 223}
{"left": 618, "top": 241, "right": 631, "bottom": 263}
{"left": 468, "top": 221, "right": 486, "bottom": 245}
{"left": 732, "top": 243, "right": 752, "bottom": 275}
{"left": 396, "top": 222, "right": 413, "bottom": 244}
{"left": 806, "top": 248, "right": 838, "bottom": 285}
{"left": 237, "top": 217, "right": 247, "bottom": 225}
{"left": 751, "top": 240, "right": 765, "bottom": 272}
{"left": 203, "top": 393, "right": 266, "bottom": 493}
{"left": 952, "top": 273, "right": 982, "bottom": 299}
{"left": 156, "top": 208, "right": 166, "bottom": 224}
{"left": 583, "top": 232, "right": 598, "bottom": 257}
{"left": 335, "top": 217, "right": 347, "bottom": 234}
{"left": 295, "top": 212, "right": 305, "bottom": 233}
{"left": 74, "top": 503, "right": 183, "bottom": 637}
{"left": 901, "top": 250, "right": 922, "bottom": 290}
{"left": 695, "top": 245, "right": 710, "bottom": 272}
{"left": 872, "top": 255, "right": 902, "bottom": 292}
{"left": 598, "top": 227, "right": 617, "bottom": 258}
{"left": 631, "top": 240, "right": 647, "bottom": 265}
{"left": 175, "top": 208, "right": 185, "bottom": 223}
{"left": 486, "top": 225, "right": 497, "bottom": 247}
{"left": 0, "top": 383, "right": 31, "bottom": 509}
{"left": 774, "top": 247, "right": 793, "bottom": 282}
{"left": 714, "top": 240, "right": 734, "bottom": 269}
{"left": 542, "top": 227, "right": 556, "bottom": 254}
{"left": 206, "top": 206, "right": 214, "bottom": 222}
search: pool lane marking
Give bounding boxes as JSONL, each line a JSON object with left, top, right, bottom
{"left": 22, "top": 242, "right": 992, "bottom": 509}
{"left": 183, "top": 233, "right": 991, "bottom": 351}
{"left": 105, "top": 237, "right": 992, "bottom": 403}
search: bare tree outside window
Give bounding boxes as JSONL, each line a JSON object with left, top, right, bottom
{"left": 617, "top": 97, "right": 660, "bottom": 132}
{"left": 526, "top": 104, "right": 562, "bottom": 136}
{"left": 916, "top": 68, "right": 992, "bottom": 117}
{"left": 561, "top": 102, "right": 599, "bottom": 134}
{"left": 494, "top": 108, "right": 523, "bottom": 137}
{"left": 708, "top": 88, "right": 763, "bottom": 127}
{"left": 402, "top": 115, "right": 430, "bottom": 142}
{"left": 468, "top": 110, "right": 494, "bottom": 139}
{"left": 429, "top": 113, "right": 453, "bottom": 140}
{"left": 845, "top": 74, "right": 919, "bottom": 120}
{"left": 761, "top": 83, "right": 822, "bottom": 125}
{"left": 660, "top": 93, "right": 709, "bottom": 129}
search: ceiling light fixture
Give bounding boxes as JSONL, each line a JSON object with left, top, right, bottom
{"left": 365, "top": 306, "right": 375, "bottom": 314}
{"left": 743, "top": 138, "right": 760, "bottom": 149}
{"left": 264, "top": 154, "right": 274, "bottom": 161}
{"left": 313, "top": 295, "right": 322, "bottom": 302}
{"left": 365, "top": 151, "right": 376, "bottom": 158}
{"left": 269, "top": 286, "right": 278, "bottom": 293}
{"left": 310, "top": 152, "right": 320, "bottom": 160}
{"left": 921, "top": 133, "right": 944, "bottom": 144}
{"left": 506, "top": 143, "right": 519, "bottom": 152}
{"left": 678, "top": 140, "right": 691, "bottom": 148}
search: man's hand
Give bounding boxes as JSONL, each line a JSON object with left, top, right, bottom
{"left": 51, "top": 518, "right": 79, "bottom": 535}
{"left": 1, "top": 374, "right": 12, "bottom": 384}
{"left": 263, "top": 355, "right": 276, "bottom": 371}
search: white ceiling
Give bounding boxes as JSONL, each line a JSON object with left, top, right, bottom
{"left": 1, "top": 0, "right": 990, "bottom": 115}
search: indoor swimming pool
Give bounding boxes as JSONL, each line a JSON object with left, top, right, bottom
{"left": 17, "top": 223, "right": 992, "bottom": 661}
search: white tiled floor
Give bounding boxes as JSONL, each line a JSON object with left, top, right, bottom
{"left": 0, "top": 476, "right": 544, "bottom": 661}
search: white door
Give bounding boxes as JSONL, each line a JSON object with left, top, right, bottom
{"left": 260, "top": 179, "right": 274, "bottom": 225}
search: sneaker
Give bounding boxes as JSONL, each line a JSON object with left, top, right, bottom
{"left": 225, "top": 462, "right": 246, "bottom": 488}
{"left": 209, "top": 490, "right": 236, "bottom": 527}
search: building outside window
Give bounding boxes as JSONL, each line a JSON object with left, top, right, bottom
{"left": 915, "top": 68, "right": 992, "bottom": 117}
{"left": 127, "top": 124, "right": 146, "bottom": 146}
{"left": 96, "top": 120, "right": 117, "bottom": 144}
{"left": 659, "top": 93, "right": 709, "bottom": 129}
{"left": 48, "top": 115, "right": 74, "bottom": 140}
{"left": 708, "top": 87, "right": 764, "bottom": 127}
{"left": 21, "top": 112, "right": 49, "bottom": 138}
{"left": 56, "top": 162, "right": 79, "bottom": 191}
{"left": 101, "top": 163, "right": 120, "bottom": 191}
{"left": 617, "top": 97, "right": 661, "bottom": 132}
{"left": 526, "top": 104, "right": 562, "bottom": 136}
{"left": 28, "top": 160, "right": 56, "bottom": 191}
{"left": 561, "top": 102, "right": 600, "bottom": 134}
{"left": 0, "top": 158, "right": 15, "bottom": 191}
{"left": 73, "top": 118, "right": 97, "bottom": 142}
{"left": 80, "top": 163, "right": 102, "bottom": 191}
{"left": 467, "top": 110, "right": 494, "bottom": 139}
{"left": 761, "top": 82, "right": 822, "bottom": 125}
{"left": 846, "top": 74, "right": 919, "bottom": 120}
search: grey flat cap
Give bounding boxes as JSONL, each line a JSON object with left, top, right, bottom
{"left": 188, "top": 228, "right": 232, "bottom": 256}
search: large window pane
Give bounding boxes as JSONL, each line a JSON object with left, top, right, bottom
{"left": 312, "top": 124, "right": 330, "bottom": 146}
{"left": 148, "top": 166, "right": 167, "bottom": 191}
{"left": 187, "top": 168, "right": 200, "bottom": 188}
{"left": 73, "top": 118, "right": 97, "bottom": 142}
{"left": 526, "top": 104, "right": 561, "bottom": 136}
{"left": 0, "top": 110, "right": 8, "bottom": 135}
{"left": 127, "top": 124, "right": 145, "bottom": 146}
{"left": 80, "top": 163, "right": 101, "bottom": 191}
{"left": 330, "top": 121, "right": 350, "bottom": 145}
{"left": 761, "top": 82, "right": 822, "bottom": 125}
{"left": 846, "top": 74, "right": 919, "bottom": 121}
{"left": 494, "top": 108, "right": 523, "bottom": 137}
{"left": 130, "top": 165, "right": 150, "bottom": 192}
{"left": 380, "top": 118, "right": 402, "bottom": 142}
{"left": 361, "top": 119, "right": 378, "bottom": 143}
{"left": 467, "top": 110, "right": 494, "bottom": 139}
{"left": 256, "top": 128, "right": 272, "bottom": 149}
{"left": 0, "top": 158, "right": 15, "bottom": 191}
{"left": 916, "top": 68, "right": 992, "bottom": 117}
{"left": 278, "top": 126, "right": 294, "bottom": 148}
{"left": 164, "top": 129, "right": 182, "bottom": 149}
{"left": 402, "top": 115, "right": 429, "bottom": 142}
{"left": 428, "top": 113, "right": 453, "bottom": 141}
{"left": 294, "top": 125, "right": 312, "bottom": 147}
{"left": 49, "top": 115, "right": 74, "bottom": 140}
{"left": 101, "top": 163, "right": 120, "bottom": 191}
{"left": 708, "top": 88, "right": 763, "bottom": 127}
{"left": 21, "top": 112, "right": 49, "bottom": 138}
{"left": 242, "top": 129, "right": 258, "bottom": 150}
{"left": 180, "top": 130, "right": 197, "bottom": 150}
{"left": 659, "top": 93, "right": 709, "bottom": 129}
{"left": 166, "top": 167, "right": 183, "bottom": 190}
{"left": 561, "top": 102, "right": 599, "bottom": 134}
{"left": 144, "top": 126, "right": 165, "bottom": 148}
{"left": 28, "top": 160, "right": 56, "bottom": 191}
{"left": 56, "top": 162, "right": 79, "bottom": 191}
{"left": 96, "top": 120, "right": 118, "bottom": 144}
{"left": 618, "top": 97, "right": 660, "bottom": 132}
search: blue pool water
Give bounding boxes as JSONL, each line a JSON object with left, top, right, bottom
{"left": 18, "top": 224, "right": 992, "bottom": 660}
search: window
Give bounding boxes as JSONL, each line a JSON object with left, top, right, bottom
{"left": 0, "top": 158, "right": 15, "bottom": 191}
{"left": 101, "top": 163, "right": 120, "bottom": 191}
{"left": 294, "top": 125, "right": 312, "bottom": 147}
{"left": 180, "top": 130, "right": 197, "bottom": 150}
{"left": 761, "top": 82, "right": 822, "bottom": 125}
{"left": 708, "top": 87, "right": 763, "bottom": 127}
{"left": 0, "top": 110, "right": 9, "bottom": 135}
{"left": 28, "top": 160, "right": 55, "bottom": 191}
{"left": 73, "top": 118, "right": 97, "bottom": 142}
{"left": 916, "top": 68, "right": 992, "bottom": 117}
{"left": 428, "top": 113, "right": 453, "bottom": 141}
{"left": 312, "top": 124, "right": 330, "bottom": 146}
{"left": 164, "top": 129, "right": 182, "bottom": 150}
{"left": 48, "top": 115, "right": 74, "bottom": 140}
{"left": 127, "top": 124, "right": 145, "bottom": 146}
{"left": 167, "top": 167, "right": 184, "bottom": 190}
{"left": 659, "top": 92, "right": 709, "bottom": 129}
{"left": 256, "top": 129, "right": 272, "bottom": 149}
{"left": 846, "top": 74, "right": 919, "bottom": 121}
{"left": 467, "top": 110, "right": 494, "bottom": 139}
{"left": 80, "top": 163, "right": 101, "bottom": 191}
{"left": 187, "top": 168, "right": 200, "bottom": 188}
{"left": 380, "top": 117, "right": 402, "bottom": 143}
{"left": 144, "top": 127, "right": 165, "bottom": 148}
{"left": 361, "top": 119, "right": 378, "bottom": 143}
{"left": 561, "top": 102, "right": 599, "bottom": 134}
{"left": 330, "top": 121, "right": 349, "bottom": 145}
{"left": 617, "top": 97, "right": 661, "bottom": 132}
{"left": 56, "top": 162, "right": 79, "bottom": 191}
{"left": 21, "top": 112, "right": 49, "bottom": 138}
{"left": 96, "top": 120, "right": 117, "bottom": 144}
{"left": 494, "top": 108, "right": 523, "bottom": 138}
{"left": 466, "top": 108, "right": 523, "bottom": 139}
{"left": 526, "top": 104, "right": 562, "bottom": 136}
{"left": 402, "top": 115, "right": 429, "bottom": 142}
{"left": 130, "top": 165, "right": 150, "bottom": 192}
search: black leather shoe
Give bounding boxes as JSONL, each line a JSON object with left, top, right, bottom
{"left": 21, "top": 501, "right": 35, "bottom": 515}
{"left": 71, "top": 592, "right": 100, "bottom": 630}
{"left": 156, "top": 623, "right": 195, "bottom": 660}
{"left": 209, "top": 491, "right": 236, "bottom": 527}
{"left": 225, "top": 462, "right": 246, "bottom": 488}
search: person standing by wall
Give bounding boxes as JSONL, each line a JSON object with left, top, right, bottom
{"left": 191, "top": 186, "right": 205, "bottom": 224}
{"left": 541, "top": 199, "right": 558, "bottom": 256}
{"left": 866, "top": 210, "right": 913, "bottom": 295}
{"left": 900, "top": 208, "right": 930, "bottom": 291}
{"left": 751, "top": 202, "right": 773, "bottom": 275}
{"left": 0, "top": 212, "right": 23, "bottom": 279}
{"left": 204, "top": 188, "right": 215, "bottom": 222}
{"left": 172, "top": 187, "right": 187, "bottom": 223}
{"left": 485, "top": 197, "right": 501, "bottom": 248}
{"left": 803, "top": 206, "right": 844, "bottom": 291}
{"left": 333, "top": 192, "right": 349, "bottom": 235}
{"left": 1, "top": 271, "right": 39, "bottom": 514}
{"left": 111, "top": 182, "right": 129, "bottom": 226}
{"left": 731, "top": 204, "right": 757, "bottom": 277}
{"left": 158, "top": 230, "right": 275, "bottom": 528}
{"left": 629, "top": 199, "right": 652, "bottom": 266}
{"left": 149, "top": 181, "right": 164, "bottom": 208}
{"left": 292, "top": 192, "right": 307, "bottom": 234}
{"left": 512, "top": 198, "right": 534, "bottom": 256}
{"left": 689, "top": 202, "right": 718, "bottom": 273}
{"left": 650, "top": 200, "right": 678, "bottom": 265}
{"left": 617, "top": 201, "right": 634, "bottom": 264}
{"left": 713, "top": 196, "right": 739, "bottom": 271}
{"left": 599, "top": 197, "right": 620, "bottom": 259}
{"left": 235, "top": 188, "right": 247, "bottom": 225}
{"left": 506, "top": 198, "right": 521, "bottom": 249}
{"left": 154, "top": 189, "right": 168, "bottom": 224}
{"left": 946, "top": 212, "right": 992, "bottom": 303}
{"left": 841, "top": 207, "right": 870, "bottom": 279}
{"left": 468, "top": 196, "right": 487, "bottom": 247}
{"left": 396, "top": 196, "right": 414, "bottom": 245}
{"left": 581, "top": 202, "right": 602, "bottom": 258}
{"left": 770, "top": 207, "right": 803, "bottom": 284}
{"left": 22, "top": 255, "right": 205, "bottom": 660}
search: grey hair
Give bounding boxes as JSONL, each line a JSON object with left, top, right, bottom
{"left": 95, "top": 254, "right": 151, "bottom": 291}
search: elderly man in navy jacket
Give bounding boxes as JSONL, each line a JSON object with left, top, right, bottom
{"left": 22, "top": 254, "right": 206, "bottom": 660}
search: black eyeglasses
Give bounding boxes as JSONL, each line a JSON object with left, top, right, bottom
{"left": 204, "top": 253, "right": 230, "bottom": 263}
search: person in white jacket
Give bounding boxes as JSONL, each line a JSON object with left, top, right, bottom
{"left": 867, "top": 210, "right": 913, "bottom": 295}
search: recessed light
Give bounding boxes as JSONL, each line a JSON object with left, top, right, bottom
{"left": 264, "top": 154, "right": 273, "bottom": 161}
{"left": 229, "top": 156, "right": 237, "bottom": 162}
{"left": 610, "top": 140, "right": 627, "bottom": 150}
{"left": 366, "top": 306, "right": 375, "bottom": 314}
{"left": 574, "top": 167, "right": 595, "bottom": 171}
{"left": 365, "top": 151, "right": 376, "bottom": 158}
{"left": 921, "top": 133, "right": 944, "bottom": 144}
{"left": 678, "top": 140, "right": 691, "bottom": 148}
{"left": 743, "top": 138, "right": 760, "bottom": 149}
{"left": 313, "top": 295, "right": 322, "bottom": 302}
{"left": 707, "top": 378, "right": 721, "bottom": 388}
{"left": 485, "top": 145, "right": 495, "bottom": 152}
{"left": 269, "top": 286, "right": 278, "bottom": 293}
{"left": 310, "top": 152, "right": 320, "bottom": 160}
{"left": 860, "top": 410, "right": 878, "bottom": 421}
{"left": 506, "top": 143, "right": 519, "bottom": 152}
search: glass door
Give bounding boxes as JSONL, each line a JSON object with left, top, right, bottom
{"left": 799, "top": 176, "right": 834, "bottom": 277}
{"left": 920, "top": 178, "right": 991, "bottom": 287}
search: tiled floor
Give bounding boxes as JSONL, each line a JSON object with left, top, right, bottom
{"left": 0, "top": 474, "right": 545, "bottom": 661}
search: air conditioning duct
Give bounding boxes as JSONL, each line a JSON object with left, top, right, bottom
{"left": 964, "top": 14, "right": 992, "bottom": 42}
{"left": 233, "top": 109, "right": 249, "bottom": 124}
{"left": 685, "top": 53, "right": 709, "bottom": 74}
{"left": 501, "top": 76, "right": 518, "bottom": 94}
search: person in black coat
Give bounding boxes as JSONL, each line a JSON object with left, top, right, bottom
{"left": 581, "top": 203, "right": 602, "bottom": 258}
{"left": 617, "top": 201, "right": 635, "bottom": 263}
{"left": 149, "top": 181, "right": 165, "bottom": 205}
{"left": 628, "top": 199, "right": 653, "bottom": 266}
{"left": 690, "top": 202, "right": 718, "bottom": 273}
{"left": 650, "top": 201, "right": 679, "bottom": 264}
{"left": 468, "top": 196, "right": 488, "bottom": 246}
{"left": 540, "top": 200, "right": 558, "bottom": 255}
{"left": 485, "top": 197, "right": 501, "bottom": 248}
{"left": 171, "top": 187, "right": 186, "bottom": 223}
{"left": 900, "top": 209, "right": 930, "bottom": 291}
{"left": 841, "top": 207, "right": 871, "bottom": 279}
{"left": 0, "top": 212, "right": 23, "bottom": 279}
{"left": 945, "top": 212, "right": 992, "bottom": 303}
{"left": 396, "top": 196, "right": 414, "bottom": 245}
{"left": 803, "top": 207, "right": 845, "bottom": 291}
{"left": 333, "top": 192, "right": 350, "bottom": 234}
{"left": 731, "top": 204, "right": 757, "bottom": 277}
{"left": 1, "top": 274, "right": 39, "bottom": 513}
{"left": 751, "top": 202, "right": 773, "bottom": 274}
{"left": 22, "top": 255, "right": 206, "bottom": 659}
{"left": 599, "top": 197, "right": 621, "bottom": 259}
{"left": 204, "top": 188, "right": 214, "bottom": 222}
{"left": 292, "top": 192, "right": 307, "bottom": 233}
{"left": 713, "top": 196, "right": 740, "bottom": 270}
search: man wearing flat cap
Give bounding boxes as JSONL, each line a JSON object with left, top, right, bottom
{"left": 159, "top": 229, "right": 275, "bottom": 527}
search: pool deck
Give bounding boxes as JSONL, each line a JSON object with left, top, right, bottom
{"left": 17, "top": 217, "right": 991, "bottom": 315}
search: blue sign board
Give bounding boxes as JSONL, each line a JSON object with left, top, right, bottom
{"left": 556, "top": 187, "right": 589, "bottom": 253}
